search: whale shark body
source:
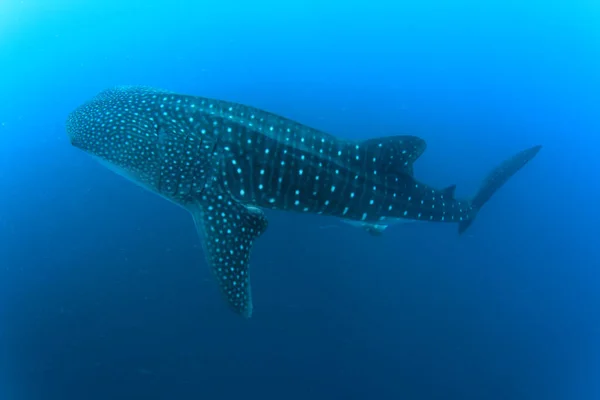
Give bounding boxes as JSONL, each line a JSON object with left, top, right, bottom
{"left": 66, "top": 86, "right": 542, "bottom": 317}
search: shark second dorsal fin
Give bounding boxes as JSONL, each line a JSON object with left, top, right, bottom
{"left": 350, "top": 135, "right": 427, "bottom": 177}
{"left": 189, "top": 192, "right": 268, "bottom": 318}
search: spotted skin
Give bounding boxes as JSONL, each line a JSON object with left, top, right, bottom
{"left": 191, "top": 195, "right": 267, "bottom": 318}
{"left": 66, "top": 86, "right": 542, "bottom": 317}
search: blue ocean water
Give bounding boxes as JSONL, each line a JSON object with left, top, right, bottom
{"left": 0, "top": 0, "right": 599, "bottom": 399}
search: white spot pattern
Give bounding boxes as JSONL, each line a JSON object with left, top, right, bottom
{"left": 65, "top": 85, "right": 527, "bottom": 318}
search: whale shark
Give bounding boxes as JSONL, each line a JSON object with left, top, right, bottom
{"left": 66, "top": 86, "right": 542, "bottom": 318}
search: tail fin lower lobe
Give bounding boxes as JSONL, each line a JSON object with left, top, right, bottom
{"left": 458, "top": 145, "right": 542, "bottom": 234}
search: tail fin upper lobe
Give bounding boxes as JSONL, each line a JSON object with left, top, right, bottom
{"left": 458, "top": 145, "right": 542, "bottom": 234}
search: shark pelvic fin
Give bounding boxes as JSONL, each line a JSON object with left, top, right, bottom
{"left": 340, "top": 218, "right": 424, "bottom": 236}
{"left": 340, "top": 219, "right": 389, "bottom": 236}
{"left": 189, "top": 193, "right": 268, "bottom": 318}
{"left": 458, "top": 144, "right": 542, "bottom": 235}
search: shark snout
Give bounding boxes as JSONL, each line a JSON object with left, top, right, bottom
{"left": 65, "top": 119, "right": 87, "bottom": 150}
{"left": 65, "top": 117, "right": 77, "bottom": 145}
{"left": 66, "top": 131, "right": 81, "bottom": 149}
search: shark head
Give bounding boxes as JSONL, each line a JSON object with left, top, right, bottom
{"left": 66, "top": 86, "right": 265, "bottom": 318}
{"left": 66, "top": 86, "right": 219, "bottom": 202}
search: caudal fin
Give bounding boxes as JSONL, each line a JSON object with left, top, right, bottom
{"left": 458, "top": 145, "right": 542, "bottom": 234}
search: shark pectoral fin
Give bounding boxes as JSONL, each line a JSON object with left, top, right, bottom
{"left": 189, "top": 196, "right": 268, "bottom": 318}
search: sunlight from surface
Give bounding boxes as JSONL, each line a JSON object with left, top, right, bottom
{"left": 0, "top": 1, "right": 17, "bottom": 40}
{"left": 0, "top": 0, "right": 62, "bottom": 42}
{"left": 0, "top": 0, "right": 39, "bottom": 46}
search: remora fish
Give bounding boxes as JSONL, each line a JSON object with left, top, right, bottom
{"left": 66, "top": 86, "right": 542, "bottom": 318}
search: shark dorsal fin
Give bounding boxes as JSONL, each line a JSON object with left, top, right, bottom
{"left": 189, "top": 193, "right": 268, "bottom": 318}
{"left": 352, "top": 135, "right": 427, "bottom": 177}
{"left": 442, "top": 184, "right": 456, "bottom": 200}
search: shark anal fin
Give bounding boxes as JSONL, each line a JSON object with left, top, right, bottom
{"left": 189, "top": 195, "right": 268, "bottom": 318}
{"left": 352, "top": 135, "right": 427, "bottom": 176}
